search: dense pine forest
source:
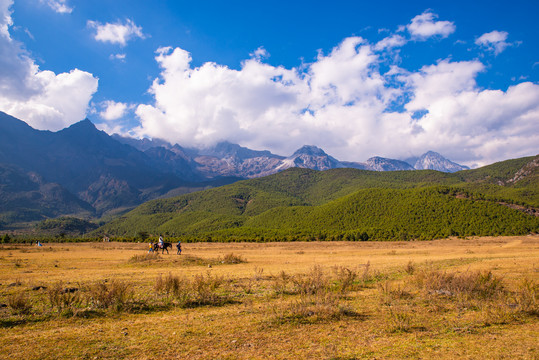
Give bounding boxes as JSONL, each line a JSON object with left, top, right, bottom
{"left": 94, "top": 155, "right": 539, "bottom": 242}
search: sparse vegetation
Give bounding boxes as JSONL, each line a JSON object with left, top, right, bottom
{"left": 0, "top": 237, "right": 537, "bottom": 359}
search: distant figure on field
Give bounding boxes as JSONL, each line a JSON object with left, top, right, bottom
{"left": 158, "top": 235, "right": 164, "bottom": 249}
{"left": 176, "top": 241, "right": 182, "bottom": 255}
{"left": 148, "top": 242, "right": 153, "bottom": 253}
{"left": 37, "top": 241, "right": 42, "bottom": 247}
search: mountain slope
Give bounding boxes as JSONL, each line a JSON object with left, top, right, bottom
{"left": 365, "top": 156, "right": 415, "bottom": 171}
{"left": 0, "top": 163, "right": 94, "bottom": 227}
{"left": 414, "top": 151, "right": 469, "bottom": 172}
{"left": 0, "top": 112, "right": 188, "bottom": 217}
{"left": 96, "top": 156, "right": 539, "bottom": 240}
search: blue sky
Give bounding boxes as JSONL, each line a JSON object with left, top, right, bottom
{"left": 1, "top": 0, "right": 538, "bottom": 167}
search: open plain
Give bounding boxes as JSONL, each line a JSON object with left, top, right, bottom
{"left": 0, "top": 236, "right": 538, "bottom": 359}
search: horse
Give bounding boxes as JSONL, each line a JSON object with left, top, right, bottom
{"left": 153, "top": 242, "right": 172, "bottom": 254}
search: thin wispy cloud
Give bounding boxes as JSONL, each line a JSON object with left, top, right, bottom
{"left": 110, "top": 53, "right": 126, "bottom": 61}
{"left": 41, "top": 0, "right": 73, "bottom": 14}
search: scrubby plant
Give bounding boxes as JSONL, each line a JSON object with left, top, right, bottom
{"left": 48, "top": 282, "right": 82, "bottom": 313}
{"left": 404, "top": 260, "right": 415, "bottom": 275}
{"left": 332, "top": 266, "right": 358, "bottom": 294}
{"left": 218, "top": 253, "right": 246, "bottom": 264}
{"left": 191, "top": 272, "right": 228, "bottom": 306}
{"left": 88, "top": 280, "right": 133, "bottom": 312}
{"left": 7, "top": 292, "right": 32, "bottom": 315}
{"left": 414, "top": 269, "right": 504, "bottom": 300}
{"left": 128, "top": 253, "right": 160, "bottom": 263}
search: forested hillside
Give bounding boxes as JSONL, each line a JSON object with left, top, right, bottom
{"left": 96, "top": 155, "right": 539, "bottom": 241}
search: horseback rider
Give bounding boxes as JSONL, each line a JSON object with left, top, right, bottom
{"left": 158, "top": 235, "right": 164, "bottom": 249}
{"left": 176, "top": 240, "right": 182, "bottom": 255}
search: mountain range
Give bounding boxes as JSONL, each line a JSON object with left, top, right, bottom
{"left": 0, "top": 111, "right": 470, "bottom": 228}
{"left": 96, "top": 155, "right": 539, "bottom": 241}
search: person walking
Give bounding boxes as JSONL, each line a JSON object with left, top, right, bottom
{"left": 176, "top": 240, "right": 182, "bottom": 255}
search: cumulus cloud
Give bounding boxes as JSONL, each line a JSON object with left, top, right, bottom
{"left": 40, "top": 0, "right": 73, "bottom": 14}
{"left": 100, "top": 100, "right": 129, "bottom": 121}
{"left": 374, "top": 34, "right": 407, "bottom": 51}
{"left": 133, "top": 15, "right": 538, "bottom": 167}
{"left": 407, "top": 11, "right": 456, "bottom": 40}
{"left": 475, "top": 30, "right": 511, "bottom": 55}
{"left": 87, "top": 19, "right": 144, "bottom": 46}
{"left": 0, "top": 0, "right": 98, "bottom": 130}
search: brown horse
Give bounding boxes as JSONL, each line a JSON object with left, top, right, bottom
{"left": 153, "top": 242, "right": 172, "bottom": 254}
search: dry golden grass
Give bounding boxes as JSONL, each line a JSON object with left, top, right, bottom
{"left": 0, "top": 235, "right": 538, "bottom": 359}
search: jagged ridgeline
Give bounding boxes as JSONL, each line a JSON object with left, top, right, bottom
{"left": 96, "top": 155, "right": 539, "bottom": 241}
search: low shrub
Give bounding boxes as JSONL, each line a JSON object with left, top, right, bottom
{"left": 218, "top": 253, "right": 247, "bottom": 264}
{"left": 332, "top": 266, "right": 358, "bottom": 294}
{"left": 512, "top": 278, "right": 538, "bottom": 315}
{"left": 292, "top": 265, "right": 329, "bottom": 295}
{"left": 128, "top": 253, "right": 160, "bottom": 263}
{"left": 7, "top": 292, "right": 32, "bottom": 315}
{"left": 48, "top": 282, "right": 82, "bottom": 313}
{"left": 88, "top": 280, "right": 133, "bottom": 311}
{"left": 191, "top": 272, "right": 228, "bottom": 306}
{"left": 414, "top": 269, "right": 504, "bottom": 299}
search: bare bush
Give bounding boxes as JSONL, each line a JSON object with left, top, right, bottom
{"left": 512, "top": 278, "right": 538, "bottom": 315}
{"left": 155, "top": 273, "right": 190, "bottom": 305}
{"left": 414, "top": 269, "right": 504, "bottom": 299}
{"left": 48, "top": 282, "right": 82, "bottom": 312}
{"left": 7, "top": 292, "right": 32, "bottom": 315}
{"left": 332, "top": 266, "right": 358, "bottom": 294}
{"left": 191, "top": 272, "right": 228, "bottom": 306}
{"left": 128, "top": 253, "right": 160, "bottom": 263}
{"left": 405, "top": 260, "right": 415, "bottom": 275}
{"left": 272, "top": 271, "right": 292, "bottom": 295}
{"left": 292, "top": 265, "right": 329, "bottom": 295}
{"left": 88, "top": 280, "right": 132, "bottom": 311}
{"left": 218, "top": 253, "right": 246, "bottom": 264}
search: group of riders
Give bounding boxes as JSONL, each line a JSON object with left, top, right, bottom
{"left": 149, "top": 235, "right": 182, "bottom": 255}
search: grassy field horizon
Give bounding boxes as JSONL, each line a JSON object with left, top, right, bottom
{"left": 1, "top": 235, "right": 538, "bottom": 359}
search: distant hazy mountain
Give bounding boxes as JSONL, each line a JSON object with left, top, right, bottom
{"left": 276, "top": 145, "right": 343, "bottom": 171}
{"left": 365, "top": 156, "right": 415, "bottom": 171}
{"left": 413, "top": 151, "right": 469, "bottom": 173}
{"left": 0, "top": 111, "right": 474, "bottom": 228}
{"left": 112, "top": 133, "right": 470, "bottom": 177}
{"left": 193, "top": 141, "right": 285, "bottom": 178}
{"left": 0, "top": 163, "right": 94, "bottom": 226}
{"left": 0, "top": 111, "right": 187, "bottom": 217}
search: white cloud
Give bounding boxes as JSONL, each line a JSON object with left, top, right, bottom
{"left": 407, "top": 11, "right": 456, "bottom": 40}
{"left": 100, "top": 100, "right": 128, "bottom": 121}
{"left": 87, "top": 19, "right": 144, "bottom": 46}
{"left": 475, "top": 30, "right": 511, "bottom": 55}
{"left": 133, "top": 24, "right": 538, "bottom": 167}
{"left": 250, "top": 46, "right": 269, "bottom": 60}
{"left": 40, "top": 0, "right": 73, "bottom": 14}
{"left": 374, "top": 34, "right": 407, "bottom": 51}
{"left": 110, "top": 53, "right": 126, "bottom": 61}
{"left": 0, "top": 0, "right": 98, "bottom": 131}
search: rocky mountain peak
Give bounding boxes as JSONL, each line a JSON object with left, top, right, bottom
{"left": 292, "top": 145, "right": 328, "bottom": 157}
{"left": 414, "top": 151, "right": 469, "bottom": 173}
{"left": 365, "top": 157, "right": 414, "bottom": 171}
